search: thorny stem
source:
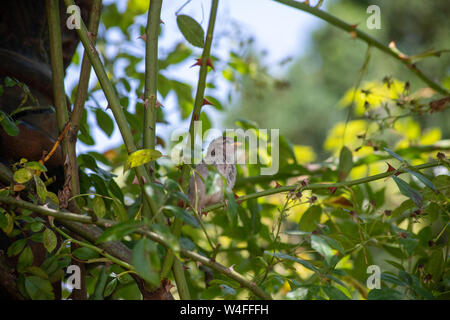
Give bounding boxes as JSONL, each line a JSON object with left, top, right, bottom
{"left": 162, "top": 0, "right": 220, "bottom": 294}
{"left": 274, "top": 0, "right": 449, "bottom": 95}
{"left": 46, "top": 0, "right": 78, "bottom": 203}
{"left": 205, "top": 160, "right": 442, "bottom": 212}
{"left": 63, "top": 0, "right": 157, "bottom": 217}
{"left": 69, "top": 0, "right": 103, "bottom": 199}
{"left": 143, "top": 0, "right": 162, "bottom": 155}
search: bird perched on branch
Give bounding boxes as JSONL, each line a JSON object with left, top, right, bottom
{"left": 188, "top": 136, "right": 240, "bottom": 211}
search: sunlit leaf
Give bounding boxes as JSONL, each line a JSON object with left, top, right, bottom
{"left": 124, "top": 149, "right": 162, "bottom": 173}
{"left": 93, "top": 196, "right": 106, "bottom": 218}
{"left": 14, "top": 168, "right": 33, "bottom": 184}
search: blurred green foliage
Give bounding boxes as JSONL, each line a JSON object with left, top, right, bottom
{"left": 225, "top": 0, "right": 450, "bottom": 158}
{"left": 0, "top": 0, "right": 448, "bottom": 301}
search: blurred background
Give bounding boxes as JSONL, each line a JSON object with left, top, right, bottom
{"left": 66, "top": 0, "right": 450, "bottom": 161}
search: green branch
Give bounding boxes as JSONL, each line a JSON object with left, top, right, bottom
{"left": 205, "top": 160, "right": 442, "bottom": 212}
{"left": 181, "top": 0, "right": 220, "bottom": 190}
{"left": 165, "top": 0, "right": 220, "bottom": 298}
{"left": 273, "top": 0, "right": 449, "bottom": 95}
{"left": 143, "top": 0, "right": 162, "bottom": 154}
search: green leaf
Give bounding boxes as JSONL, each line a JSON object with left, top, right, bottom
{"left": 337, "top": 146, "right": 353, "bottom": 181}
{"left": 264, "top": 251, "right": 318, "bottom": 272}
{"left": 163, "top": 205, "right": 199, "bottom": 228}
{"left": 0, "top": 110, "right": 19, "bottom": 136}
{"left": 311, "top": 235, "right": 334, "bottom": 262}
{"left": 225, "top": 190, "right": 238, "bottom": 227}
{"left": 124, "top": 149, "right": 162, "bottom": 173}
{"left": 33, "top": 175, "right": 47, "bottom": 203}
{"left": 72, "top": 247, "right": 99, "bottom": 260}
{"left": 4, "top": 76, "right": 18, "bottom": 87}
{"left": 14, "top": 168, "right": 33, "bottom": 184}
{"left": 381, "top": 273, "right": 404, "bottom": 286}
{"left": 176, "top": 15, "right": 205, "bottom": 48}
{"left": 96, "top": 220, "right": 146, "bottom": 243}
{"left": 17, "top": 246, "right": 34, "bottom": 272}
{"left": 93, "top": 196, "right": 106, "bottom": 218}
{"left": 384, "top": 147, "right": 405, "bottom": 162}
{"left": 95, "top": 108, "right": 114, "bottom": 137}
{"left": 7, "top": 238, "right": 27, "bottom": 257}
{"left": 392, "top": 176, "right": 422, "bottom": 207}
{"left": 43, "top": 228, "right": 57, "bottom": 253}
{"left": 426, "top": 250, "right": 444, "bottom": 283}
{"left": 24, "top": 276, "right": 54, "bottom": 300}
{"left": 298, "top": 205, "right": 322, "bottom": 232}
{"left": 131, "top": 238, "right": 160, "bottom": 286}
{"left": 112, "top": 200, "right": 129, "bottom": 222}
{"left": 30, "top": 222, "right": 44, "bottom": 232}
{"left": 322, "top": 285, "right": 349, "bottom": 300}
{"left": 404, "top": 168, "right": 436, "bottom": 191}
{"left": 368, "top": 288, "right": 403, "bottom": 300}
{"left": 25, "top": 161, "right": 47, "bottom": 172}
{"left": 104, "top": 278, "right": 118, "bottom": 297}
{"left": 25, "top": 266, "right": 49, "bottom": 279}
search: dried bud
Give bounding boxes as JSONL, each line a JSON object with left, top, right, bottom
{"left": 437, "top": 152, "right": 445, "bottom": 160}
{"left": 399, "top": 232, "right": 408, "bottom": 238}
{"left": 329, "top": 187, "right": 337, "bottom": 194}
{"left": 310, "top": 195, "right": 317, "bottom": 203}
{"left": 384, "top": 210, "right": 392, "bottom": 216}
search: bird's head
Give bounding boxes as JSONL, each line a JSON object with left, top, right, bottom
{"left": 205, "top": 136, "right": 241, "bottom": 164}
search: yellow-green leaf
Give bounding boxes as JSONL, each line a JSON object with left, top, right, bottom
{"left": 124, "top": 149, "right": 162, "bottom": 173}
{"left": 33, "top": 175, "right": 47, "bottom": 203}
{"left": 43, "top": 228, "right": 57, "bottom": 253}
{"left": 93, "top": 196, "right": 106, "bottom": 218}
{"left": 14, "top": 168, "right": 33, "bottom": 184}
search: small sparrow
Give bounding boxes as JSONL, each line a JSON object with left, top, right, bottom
{"left": 188, "top": 136, "right": 240, "bottom": 211}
